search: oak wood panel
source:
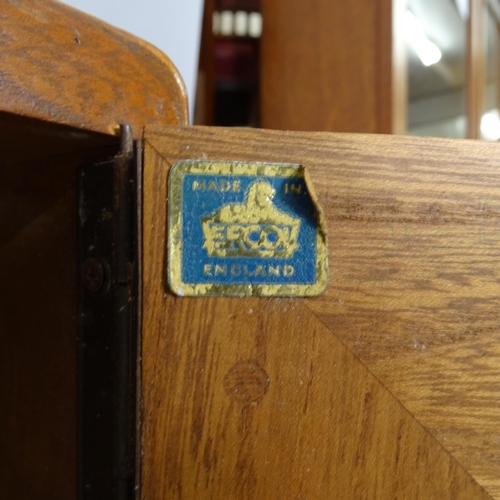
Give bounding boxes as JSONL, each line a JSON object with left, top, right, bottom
{"left": 467, "top": 0, "right": 486, "bottom": 139}
{"left": 0, "top": 116, "right": 120, "bottom": 498}
{"left": 194, "top": 0, "right": 216, "bottom": 126}
{"left": 0, "top": 113, "right": 119, "bottom": 247}
{"left": 0, "top": 3, "right": 189, "bottom": 495}
{"left": 0, "top": 111, "right": 118, "bottom": 166}
{"left": 392, "top": 0, "right": 408, "bottom": 135}
{"left": 260, "top": 0, "right": 396, "bottom": 134}
{"left": 142, "top": 126, "right": 500, "bottom": 498}
{"left": 0, "top": 192, "right": 77, "bottom": 499}
{"left": 0, "top": 0, "right": 188, "bottom": 138}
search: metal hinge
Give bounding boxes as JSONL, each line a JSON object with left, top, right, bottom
{"left": 77, "top": 125, "right": 139, "bottom": 500}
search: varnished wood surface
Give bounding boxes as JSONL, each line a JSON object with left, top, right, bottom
{"left": 142, "top": 125, "right": 500, "bottom": 498}
{"left": 195, "top": 0, "right": 216, "bottom": 126}
{"left": 0, "top": 119, "right": 117, "bottom": 497}
{"left": 0, "top": 113, "right": 119, "bottom": 247}
{"left": 0, "top": 187, "right": 77, "bottom": 499}
{"left": 260, "top": 0, "right": 397, "bottom": 134}
{"left": 392, "top": 0, "right": 408, "bottom": 135}
{"left": 0, "top": 0, "right": 189, "bottom": 138}
{"left": 467, "top": 0, "right": 486, "bottom": 139}
{"left": 0, "top": 3, "right": 190, "bottom": 495}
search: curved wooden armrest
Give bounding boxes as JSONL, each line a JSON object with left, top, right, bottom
{"left": 0, "top": 0, "right": 188, "bottom": 137}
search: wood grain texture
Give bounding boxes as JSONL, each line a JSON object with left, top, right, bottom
{"left": 0, "top": 3, "right": 189, "bottom": 494}
{"left": 0, "top": 113, "right": 118, "bottom": 247}
{"left": 0, "top": 133, "right": 122, "bottom": 498}
{"left": 142, "top": 125, "right": 500, "bottom": 498}
{"left": 260, "top": 0, "right": 395, "bottom": 133}
{"left": 194, "top": 0, "right": 216, "bottom": 126}
{"left": 392, "top": 0, "right": 408, "bottom": 135}
{"left": 0, "top": 120, "right": 113, "bottom": 497}
{"left": 467, "top": 0, "right": 486, "bottom": 139}
{"left": 0, "top": 0, "right": 188, "bottom": 138}
{"left": 0, "top": 191, "right": 77, "bottom": 499}
{"left": 0, "top": 116, "right": 119, "bottom": 498}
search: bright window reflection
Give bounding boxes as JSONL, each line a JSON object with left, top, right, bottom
{"left": 481, "top": 109, "right": 500, "bottom": 140}
{"left": 406, "top": 0, "right": 466, "bottom": 139}
{"left": 404, "top": 11, "right": 442, "bottom": 66}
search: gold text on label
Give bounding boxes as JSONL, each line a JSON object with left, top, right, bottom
{"left": 203, "top": 264, "right": 295, "bottom": 277}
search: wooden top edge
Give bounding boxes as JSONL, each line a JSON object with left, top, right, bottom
{"left": 0, "top": 0, "right": 189, "bottom": 138}
{"left": 144, "top": 124, "right": 500, "bottom": 153}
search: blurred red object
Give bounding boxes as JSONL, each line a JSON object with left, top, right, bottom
{"left": 214, "top": 40, "right": 258, "bottom": 84}
{"left": 218, "top": 0, "right": 260, "bottom": 11}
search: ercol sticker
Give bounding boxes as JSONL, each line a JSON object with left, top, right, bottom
{"left": 168, "top": 161, "right": 327, "bottom": 297}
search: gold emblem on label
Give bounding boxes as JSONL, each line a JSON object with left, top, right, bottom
{"left": 202, "top": 181, "right": 301, "bottom": 258}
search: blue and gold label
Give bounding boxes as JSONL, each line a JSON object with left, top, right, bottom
{"left": 168, "top": 161, "right": 327, "bottom": 296}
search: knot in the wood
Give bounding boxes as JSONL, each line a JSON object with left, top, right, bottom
{"left": 224, "top": 360, "right": 270, "bottom": 405}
